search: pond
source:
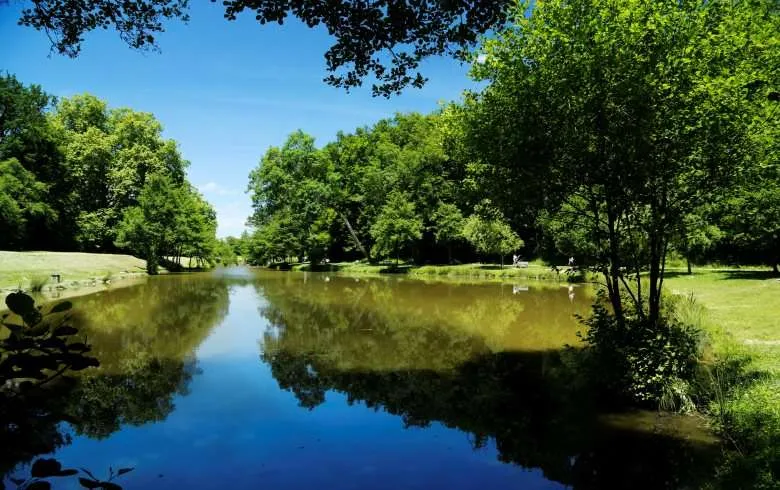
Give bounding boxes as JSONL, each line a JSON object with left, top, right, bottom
{"left": 2, "top": 268, "right": 717, "bottom": 489}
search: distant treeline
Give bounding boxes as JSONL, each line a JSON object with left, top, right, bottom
{"left": 241, "top": 114, "right": 524, "bottom": 267}
{"left": 0, "top": 74, "right": 226, "bottom": 272}
{"left": 241, "top": 106, "right": 778, "bottom": 271}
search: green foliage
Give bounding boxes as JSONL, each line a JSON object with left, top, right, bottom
{"left": 246, "top": 115, "right": 469, "bottom": 266}
{"left": 247, "top": 130, "right": 336, "bottom": 264}
{"left": 579, "top": 291, "right": 701, "bottom": 406}
{"left": 213, "top": 239, "right": 238, "bottom": 266}
{"left": 458, "top": 0, "right": 778, "bottom": 329}
{"left": 0, "top": 74, "right": 221, "bottom": 267}
{"left": 369, "top": 191, "right": 423, "bottom": 263}
{"left": 462, "top": 203, "right": 523, "bottom": 268}
{"left": 0, "top": 159, "right": 56, "bottom": 249}
{"left": 714, "top": 382, "right": 780, "bottom": 489}
{"left": 52, "top": 94, "right": 190, "bottom": 252}
{"left": 115, "top": 175, "right": 217, "bottom": 273}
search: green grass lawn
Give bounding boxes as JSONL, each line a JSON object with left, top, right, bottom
{"left": 0, "top": 251, "right": 149, "bottom": 289}
{"left": 665, "top": 270, "right": 780, "bottom": 375}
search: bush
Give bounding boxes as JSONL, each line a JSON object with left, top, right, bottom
{"left": 714, "top": 382, "right": 780, "bottom": 489}
{"left": 579, "top": 290, "right": 701, "bottom": 407}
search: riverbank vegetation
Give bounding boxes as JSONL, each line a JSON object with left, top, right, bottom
{"left": 240, "top": 0, "right": 779, "bottom": 487}
{"left": 0, "top": 75, "right": 223, "bottom": 273}
{"left": 3, "top": 0, "right": 778, "bottom": 486}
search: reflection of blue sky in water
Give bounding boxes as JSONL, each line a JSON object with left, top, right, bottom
{"left": 48, "top": 284, "right": 562, "bottom": 490}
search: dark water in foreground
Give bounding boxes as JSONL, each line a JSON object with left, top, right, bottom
{"left": 3, "top": 268, "right": 716, "bottom": 489}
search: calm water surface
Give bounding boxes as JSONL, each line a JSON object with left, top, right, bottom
{"left": 3, "top": 268, "right": 716, "bottom": 489}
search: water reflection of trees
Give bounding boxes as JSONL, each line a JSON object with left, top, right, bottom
{"left": 257, "top": 275, "right": 716, "bottom": 489}
{"left": 1, "top": 276, "right": 230, "bottom": 478}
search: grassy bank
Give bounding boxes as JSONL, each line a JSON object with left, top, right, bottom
{"left": 284, "top": 260, "right": 588, "bottom": 282}
{"left": 666, "top": 270, "right": 779, "bottom": 375}
{"left": 0, "top": 251, "right": 150, "bottom": 291}
{"left": 666, "top": 270, "right": 780, "bottom": 488}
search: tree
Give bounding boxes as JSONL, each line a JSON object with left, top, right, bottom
{"left": 13, "top": 0, "right": 512, "bottom": 96}
{"left": 115, "top": 174, "right": 179, "bottom": 274}
{"left": 0, "top": 73, "right": 72, "bottom": 248}
{"left": 431, "top": 202, "right": 465, "bottom": 264}
{"left": 52, "top": 93, "right": 190, "bottom": 251}
{"left": 370, "top": 191, "right": 423, "bottom": 265}
{"left": 247, "top": 130, "right": 337, "bottom": 264}
{"left": 459, "top": 0, "right": 777, "bottom": 327}
{"left": 0, "top": 158, "right": 56, "bottom": 249}
{"left": 675, "top": 211, "right": 723, "bottom": 275}
{"left": 461, "top": 204, "right": 523, "bottom": 269}
{"left": 720, "top": 184, "right": 780, "bottom": 274}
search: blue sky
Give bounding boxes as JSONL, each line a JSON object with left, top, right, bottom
{"left": 0, "top": 2, "right": 478, "bottom": 237}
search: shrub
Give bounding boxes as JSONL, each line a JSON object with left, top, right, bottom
{"left": 579, "top": 290, "right": 701, "bottom": 407}
{"left": 714, "top": 382, "right": 780, "bottom": 489}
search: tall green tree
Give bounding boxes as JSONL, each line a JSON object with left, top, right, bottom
{"left": 462, "top": 203, "right": 523, "bottom": 269}
{"left": 247, "top": 131, "right": 337, "bottom": 264}
{"left": 0, "top": 158, "right": 56, "bottom": 248}
{"left": 460, "top": 0, "right": 777, "bottom": 326}
{"left": 115, "top": 174, "right": 179, "bottom": 274}
{"left": 0, "top": 73, "right": 72, "bottom": 248}
{"left": 370, "top": 191, "right": 423, "bottom": 265}
{"left": 431, "top": 202, "right": 465, "bottom": 264}
{"left": 52, "top": 94, "right": 189, "bottom": 251}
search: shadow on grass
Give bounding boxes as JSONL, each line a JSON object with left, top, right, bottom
{"left": 662, "top": 270, "right": 779, "bottom": 281}
{"left": 662, "top": 271, "right": 699, "bottom": 279}
{"left": 718, "top": 270, "right": 779, "bottom": 281}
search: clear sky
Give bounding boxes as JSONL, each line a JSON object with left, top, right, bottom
{"left": 0, "top": 2, "right": 477, "bottom": 237}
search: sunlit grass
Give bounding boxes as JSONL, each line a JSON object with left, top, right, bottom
{"left": 665, "top": 270, "right": 780, "bottom": 375}
{"left": 0, "top": 251, "right": 149, "bottom": 289}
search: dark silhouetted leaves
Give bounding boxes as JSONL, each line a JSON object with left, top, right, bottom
{"left": 80, "top": 468, "right": 97, "bottom": 480}
{"left": 78, "top": 478, "right": 101, "bottom": 489}
{"left": 116, "top": 468, "right": 134, "bottom": 476}
{"left": 6, "top": 291, "right": 35, "bottom": 316}
{"left": 50, "top": 301, "right": 73, "bottom": 313}
{"left": 67, "top": 355, "right": 100, "bottom": 371}
{"left": 26, "top": 482, "right": 51, "bottom": 490}
{"left": 53, "top": 325, "right": 79, "bottom": 336}
{"left": 27, "top": 322, "right": 51, "bottom": 337}
{"left": 31, "top": 458, "right": 63, "bottom": 477}
{"left": 23, "top": 310, "right": 44, "bottom": 327}
{"left": 67, "top": 342, "right": 91, "bottom": 353}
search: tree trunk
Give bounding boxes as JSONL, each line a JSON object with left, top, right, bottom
{"left": 606, "top": 208, "right": 625, "bottom": 328}
{"left": 341, "top": 213, "right": 371, "bottom": 262}
{"left": 500, "top": 254, "right": 504, "bottom": 269}
{"left": 447, "top": 243, "right": 452, "bottom": 264}
{"left": 773, "top": 262, "right": 779, "bottom": 275}
{"left": 687, "top": 256, "right": 692, "bottom": 275}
